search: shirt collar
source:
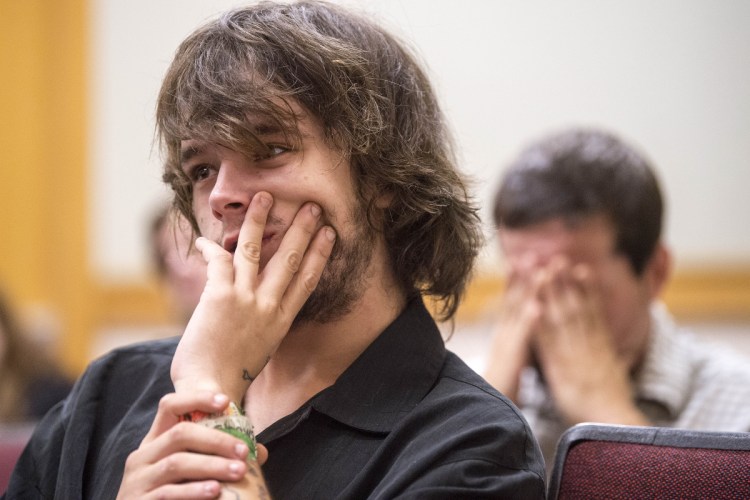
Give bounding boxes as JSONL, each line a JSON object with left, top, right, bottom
{"left": 309, "top": 297, "right": 446, "bottom": 434}
{"left": 634, "top": 302, "right": 693, "bottom": 418}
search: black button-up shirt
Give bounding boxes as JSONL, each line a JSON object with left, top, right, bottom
{"left": 5, "top": 299, "right": 545, "bottom": 499}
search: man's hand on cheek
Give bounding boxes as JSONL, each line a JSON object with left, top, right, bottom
{"left": 171, "top": 192, "right": 336, "bottom": 403}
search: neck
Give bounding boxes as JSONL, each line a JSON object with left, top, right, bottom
{"left": 245, "top": 240, "right": 407, "bottom": 432}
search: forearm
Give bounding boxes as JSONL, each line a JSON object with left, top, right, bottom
{"left": 484, "top": 366, "right": 522, "bottom": 402}
{"left": 484, "top": 330, "right": 529, "bottom": 402}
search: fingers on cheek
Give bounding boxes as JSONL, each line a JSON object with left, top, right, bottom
{"left": 239, "top": 240, "right": 263, "bottom": 264}
{"left": 283, "top": 249, "right": 303, "bottom": 274}
{"left": 250, "top": 192, "right": 273, "bottom": 217}
{"left": 299, "top": 202, "right": 322, "bottom": 227}
{"left": 319, "top": 226, "right": 336, "bottom": 256}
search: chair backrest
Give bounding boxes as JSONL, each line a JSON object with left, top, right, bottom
{"left": 548, "top": 423, "right": 750, "bottom": 500}
{"left": 0, "top": 422, "right": 36, "bottom": 494}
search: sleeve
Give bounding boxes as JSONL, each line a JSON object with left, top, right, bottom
{"left": 4, "top": 353, "right": 115, "bottom": 499}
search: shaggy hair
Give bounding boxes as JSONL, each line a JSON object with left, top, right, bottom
{"left": 156, "top": 1, "right": 482, "bottom": 320}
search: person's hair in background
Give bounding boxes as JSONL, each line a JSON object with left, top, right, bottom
{"left": 493, "top": 127, "right": 663, "bottom": 275}
{"left": 0, "top": 289, "right": 72, "bottom": 422}
{"left": 149, "top": 204, "right": 207, "bottom": 325}
{"left": 157, "top": 0, "right": 483, "bottom": 321}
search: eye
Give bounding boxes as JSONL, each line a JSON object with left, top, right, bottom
{"left": 187, "top": 164, "right": 212, "bottom": 182}
{"left": 257, "top": 144, "right": 290, "bottom": 161}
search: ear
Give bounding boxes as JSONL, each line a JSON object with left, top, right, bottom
{"left": 643, "top": 243, "right": 671, "bottom": 299}
{"left": 374, "top": 189, "right": 394, "bottom": 209}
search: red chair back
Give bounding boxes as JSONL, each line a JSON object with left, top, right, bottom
{"left": 548, "top": 424, "right": 750, "bottom": 500}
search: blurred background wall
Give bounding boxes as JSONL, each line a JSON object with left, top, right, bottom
{"left": 1, "top": 0, "right": 749, "bottom": 376}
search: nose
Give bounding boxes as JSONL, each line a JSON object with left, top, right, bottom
{"left": 208, "top": 163, "right": 253, "bottom": 223}
{"left": 509, "top": 251, "right": 543, "bottom": 278}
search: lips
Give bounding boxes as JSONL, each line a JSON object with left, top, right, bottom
{"left": 222, "top": 232, "right": 275, "bottom": 254}
{"left": 223, "top": 235, "right": 239, "bottom": 254}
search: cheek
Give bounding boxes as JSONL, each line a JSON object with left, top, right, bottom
{"left": 599, "top": 276, "right": 649, "bottom": 353}
{"left": 196, "top": 212, "right": 222, "bottom": 239}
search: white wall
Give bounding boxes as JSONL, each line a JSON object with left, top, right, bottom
{"left": 90, "top": 0, "right": 750, "bottom": 282}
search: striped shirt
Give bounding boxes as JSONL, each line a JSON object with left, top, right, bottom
{"left": 520, "top": 302, "right": 750, "bottom": 472}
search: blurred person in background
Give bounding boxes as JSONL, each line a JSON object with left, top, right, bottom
{"left": 149, "top": 204, "right": 207, "bottom": 325}
{"left": 484, "top": 127, "right": 750, "bottom": 470}
{"left": 0, "top": 288, "right": 72, "bottom": 423}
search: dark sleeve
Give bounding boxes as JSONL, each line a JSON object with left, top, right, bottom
{"left": 4, "top": 357, "right": 107, "bottom": 499}
{"left": 4, "top": 340, "right": 176, "bottom": 500}
{"left": 25, "top": 375, "right": 74, "bottom": 421}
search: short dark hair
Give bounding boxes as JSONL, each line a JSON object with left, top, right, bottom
{"left": 156, "top": 1, "right": 482, "bottom": 320}
{"left": 493, "top": 128, "right": 663, "bottom": 275}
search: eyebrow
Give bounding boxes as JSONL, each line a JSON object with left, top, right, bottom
{"left": 178, "top": 117, "right": 310, "bottom": 164}
{"left": 180, "top": 143, "right": 205, "bottom": 164}
{"left": 252, "top": 122, "right": 285, "bottom": 136}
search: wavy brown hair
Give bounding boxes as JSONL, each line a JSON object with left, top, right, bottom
{"left": 156, "top": 1, "right": 482, "bottom": 320}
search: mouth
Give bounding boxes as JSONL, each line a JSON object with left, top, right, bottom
{"left": 222, "top": 232, "right": 275, "bottom": 255}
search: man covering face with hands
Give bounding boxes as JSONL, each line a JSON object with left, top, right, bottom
{"left": 484, "top": 127, "right": 750, "bottom": 472}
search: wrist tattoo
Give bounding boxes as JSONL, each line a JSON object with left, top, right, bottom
{"left": 242, "top": 356, "right": 271, "bottom": 382}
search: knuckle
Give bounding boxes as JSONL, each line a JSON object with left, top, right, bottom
{"left": 123, "top": 451, "right": 139, "bottom": 472}
{"left": 160, "top": 455, "right": 179, "bottom": 474}
{"left": 157, "top": 393, "right": 174, "bottom": 413}
{"left": 285, "top": 249, "right": 302, "bottom": 273}
{"left": 212, "top": 287, "right": 235, "bottom": 304}
{"left": 262, "top": 296, "right": 280, "bottom": 311}
{"left": 302, "top": 272, "right": 319, "bottom": 293}
{"left": 240, "top": 241, "right": 262, "bottom": 263}
{"left": 168, "top": 422, "right": 188, "bottom": 444}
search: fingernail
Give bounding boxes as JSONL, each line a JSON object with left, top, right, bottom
{"left": 213, "top": 393, "right": 228, "bottom": 406}
{"left": 325, "top": 227, "right": 336, "bottom": 242}
{"left": 257, "top": 192, "right": 271, "bottom": 208}
{"left": 235, "top": 443, "right": 249, "bottom": 458}
{"left": 310, "top": 203, "right": 321, "bottom": 217}
{"left": 229, "top": 461, "right": 242, "bottom": 473}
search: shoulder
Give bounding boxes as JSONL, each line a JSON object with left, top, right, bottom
{"left": 412, "top": 351, "right": 543, "bottom": 470}
{"left": 688, "top": 338, "right": 750, "bottom": 389}
{"left": 379, "top": 351, "right": 545, "bottom": 497}
{"left": 86, "top": 336, "right": 179, "bottom": 375}
{"left": 673, "top": 330, "right": 750, "bottom": 379}
{"left": 67, "top": 337, "right": 178, "bottom": 408}
{"left": 97, "top": 335, "right": 180, "bottom": 359}
{"left": 668, "top": 332, "right": 750, "bottom": 430}
{"left": 436, "top": 351, "right": 536, "bottom": 431}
